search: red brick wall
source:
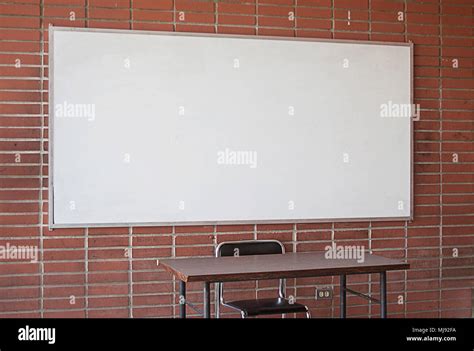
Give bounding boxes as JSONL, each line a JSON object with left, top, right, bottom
{"left": 0, "top": 0, "right": 472, "bottom": 318}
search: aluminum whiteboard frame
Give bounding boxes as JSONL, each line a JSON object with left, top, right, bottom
{"left": 48, "top": 25, "right": 414, "bottom": 229}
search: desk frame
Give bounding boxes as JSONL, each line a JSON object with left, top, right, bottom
{"left": 177, "top": 271, "right": 387, "bottom": 319}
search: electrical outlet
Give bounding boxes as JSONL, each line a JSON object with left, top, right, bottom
{"left": 315, "top": 286, "right": 333, "bottom": 300}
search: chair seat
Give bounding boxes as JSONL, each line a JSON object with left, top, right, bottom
{"left": 224, "top": 297, "right": 308, "bottom": 317}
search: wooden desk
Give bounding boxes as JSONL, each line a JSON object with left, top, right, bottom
{"left": 159, "top": 251, "right": 409, "bottom": 318}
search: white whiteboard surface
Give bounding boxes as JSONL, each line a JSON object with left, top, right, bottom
{"left": 49, "top": 27, "right": 412, "bottom": 228}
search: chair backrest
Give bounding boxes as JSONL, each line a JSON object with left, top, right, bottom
{"left": 216, "top": 240, "right": 285, "bottom": 258}
{"left": 215, "top": 240, "right": 286, "bottom": 318}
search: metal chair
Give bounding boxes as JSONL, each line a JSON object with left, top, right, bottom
{"left": 215, "top": 240, "right": 311, "bottom": 318}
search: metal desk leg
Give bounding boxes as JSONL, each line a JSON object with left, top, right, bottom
{"left": 203, "top": 282, "right": 211, "bottom": 318}
{"left": 179, "top": 280, "right": 186, "bottom": 319}
{"left": 340, "top": 274, "right": 347, "bottom": 318}
{"left": 380, "top": 271, "right": 387, "bottom": 318}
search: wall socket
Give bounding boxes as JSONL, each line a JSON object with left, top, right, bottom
{"left": 315, "top": 286, "right": 333, "bottom": 300}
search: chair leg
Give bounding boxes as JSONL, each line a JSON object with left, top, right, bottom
{"left": 305, "top": 309, "right": 311, "bottom": 319}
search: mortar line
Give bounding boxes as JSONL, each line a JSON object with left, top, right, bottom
{"left": 129, "top": 226, "right": 133, "bottom": 318}
{"left": 85, "top": 227, "right": 89, "bottom": 317}
{"left": 438, "top": 0, "right": 443, "bottom": 319}
{"left": 38, "top": 0, "right": 45, "bottom": 318}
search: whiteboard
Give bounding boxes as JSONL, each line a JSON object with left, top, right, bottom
{"left": 49, "top": 27, "right": 413, "bottom": 228}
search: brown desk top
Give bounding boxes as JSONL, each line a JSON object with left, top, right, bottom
{"left": 159, "top": 251, "right": 409, "bottom": 283}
